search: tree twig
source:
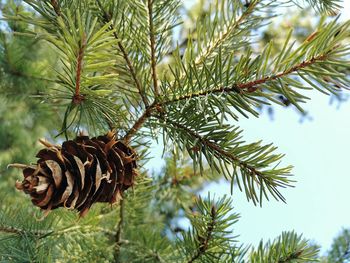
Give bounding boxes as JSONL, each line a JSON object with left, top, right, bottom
{"left": 157, "top": 116, "right": 286, "bottom": 201}
{"left": 161, "top": 53, "right": 329, "bottom": 105}
{"left": 72, "top": 34, "right": 86, "bottom": 105}
{"left": 187, "top": 205, "right": 216, "bottom": 263}
{"left": 123, "top": 101, "right": 158, "bottom": 143}
{"left": 147, "top": 0, "right": 160, "bottom": 100}
{"left": 0, "top": 226, "right": 24, "bottom": 235}
{"left": 121, "top": 0, "right": 265, "bottom": 142}
{"left": 96, "top": 0, "right": 149, "bottom": 108}
{"left": 0, "top": 226, "right": 53, "bottom": 238}
{"left": 53, "top": 225, "right": 114, "bottom": 237}
{"left": 194, "top": 0, "right": 257, "bottom": 66}
{"left": 117, "top": 239, "right": 167, "bottom": 263}
{"left": 50, "top": 0, "right": 61, "bottom": 16}
{"left": 278, "top": 250, "right": 304, "bottom": 263}
{"left": 123, "top": 53, "right": 329, "bottom": 143}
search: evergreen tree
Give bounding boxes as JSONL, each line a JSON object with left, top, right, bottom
{"left": 0, "top": 0, "right": 349, "bottom": 262}
{"left": 322, "top": 229, "right": 350, "bottom": 263}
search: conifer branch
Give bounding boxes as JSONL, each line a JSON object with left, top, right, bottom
{"left": 194, "top": 0, "right": 258, "bottom": 66}
{"left": 0, "top": 226, "right": 23, "bottom": 235}
{"left": 53, "top": 225, "right": 113, "bottom": 237}
{"left": 250, "top": 231, "right": 319, "bottom": 262}
{"left": 161, "top": 117, "right": 269, "bottom": 182}
{"left": 72, "top": 34, "right": 86, "bottom": 105}
{"left": 187, "top": 206, "right": 216, "bottom": 263}
{"left": 163, "top": 53, "right": 329, "bottom": 105}
{"left": 147, "top": 0, "right": 160, "bottom": 99}
{"left": 278, "top": 250, "right": 304, "bottom": 263}
{"left": 118, "top": 239, "right": 168, "bottom": 262}
{"left": 123, "top": 52, "right": 329, "bottom": 143}
{"left": 1, "top": 224, "right": 111, "bottom": 239}
{"left": 96, "top": 0, "right": 149, "bottom": 108}
{"left": 298, "top": 0, "right": 342, "bottom": 15}
{"left": 0, "top": 226, "right": 53, "bottom": 238}
{"left": 123, "top": 101, "right": 158, "bottom": 143}
{"left": 167, "top": 0, "right": 265, "bottom": 100}
{"left": 7, "top": 70, "right": 56, "bottom": 83}
{"left": 50, "top": 0, "right": 61, "bottom": 16}
{"left": 178, "top": 196, "right": 238, "bottom": 261}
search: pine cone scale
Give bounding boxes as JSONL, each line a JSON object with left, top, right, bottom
{"left": 85, "top": 140, "right": 110, "bottom": 174}
{"left": 45, "top": 160, "right": 63, "bottom": 188}
{"left": 59, "top": 170, "right": 74, "bottom": 205}
{"left": 35, "top": 185, "right": 54, "bottom": 207}
{"left": 72, "top": 155, "right": 86, "bottom": 190}
{"left": 75, "top": 173, "right": 93, "bottom": 209}
{"left": 108, "top": 149, "right": 124, "bottom": 183}
{"left": 67, "top": 187, "right": 80, "bottom": 209}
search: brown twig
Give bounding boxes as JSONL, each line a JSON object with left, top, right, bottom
{"left": 194, "top": 1, "right": 257, "bottom": 66}
{"left": 0, "top": 226, "right": 53, "bottom": 238}
{"left": 50, "top": 0, "right": 61, "bottom": 16}
{"left": 188, "top": 206, "right": 216, "bottom": 263}
{"left": 72, "top": 35, "right": 86, "bottom": 105}
{"left": 120, "top": 0, "right": 267, "bottom": 142}
{"left": 147, "top": 0, "right": 160, "bottom": 100}
{"left": 0, "top": 226, "right": 23, "bottom": 235}
{"left": 123, "top": 53, "right": 329, "bottom": 143}
{"left": 162, "top": 54, "right": 329, "bottom": 105}
{"left": 96, "top": 0, "right": 149, "bottom": 108}
{"left": 123, "top": 101, "right": 158, "bottom": 143}
{"left": 160, "top": 117, "right": 269, "bottom": 181}
{"left": 278, "top": 250, "right": 304, "bottom": 263}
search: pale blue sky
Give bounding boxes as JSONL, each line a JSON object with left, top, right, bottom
{"left": 145, "top": 0, "right": 350, "bottom": 254}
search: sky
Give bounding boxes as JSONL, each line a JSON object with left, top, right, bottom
{"left": 146, "top": 0, "right": 350, "bottom": 254}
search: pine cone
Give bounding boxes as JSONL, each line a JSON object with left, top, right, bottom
{"left": 11, "top": 131, "right": 138, "bottom": 217}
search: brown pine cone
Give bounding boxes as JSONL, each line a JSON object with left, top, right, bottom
{"left": 10, "top": 131, "right": 138, "bottom": 217}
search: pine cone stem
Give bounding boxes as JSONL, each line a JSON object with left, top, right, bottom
{"left": 123, "top": 101, "right": 158, "bottom": 142}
